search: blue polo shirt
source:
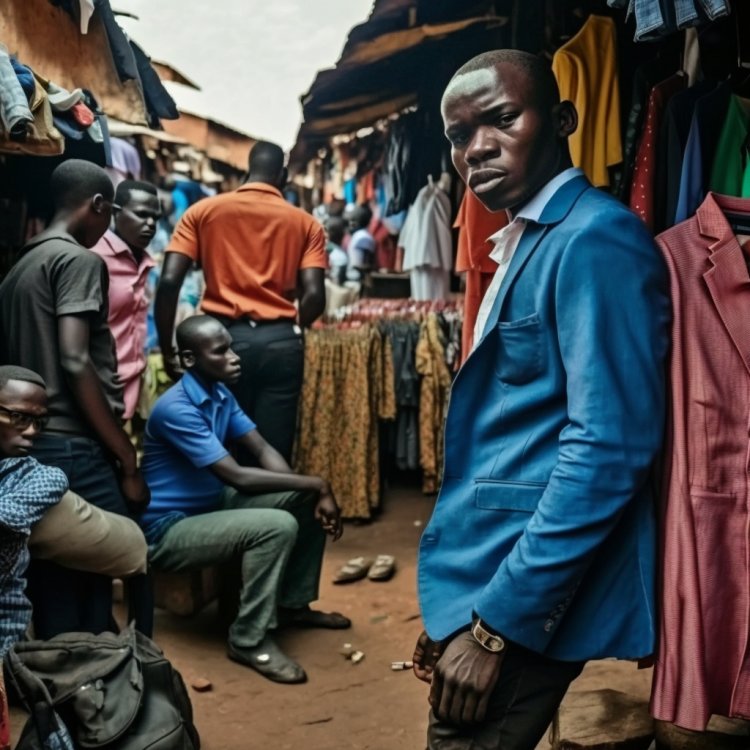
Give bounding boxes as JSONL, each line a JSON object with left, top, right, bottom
{"left": 140, "top": 371, "right": 255, "bottom": 539}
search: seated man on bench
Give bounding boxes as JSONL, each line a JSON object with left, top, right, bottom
{"left": 0, "top": 365, "right": 148, "bottom": 648}
{"left": 140, "top": 315, "right": 349, "bottom": 684}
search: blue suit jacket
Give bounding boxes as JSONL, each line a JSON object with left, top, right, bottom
{"left": 418, "top": 176, "right": 670, "bottom": 661}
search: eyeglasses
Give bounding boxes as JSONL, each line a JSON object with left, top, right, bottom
{"left": 0, "top": 405, "right": 48, "bottom": 432}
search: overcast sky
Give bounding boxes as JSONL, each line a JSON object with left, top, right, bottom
{"left": 118, "top": 0, "right": 374, "bottom": 150}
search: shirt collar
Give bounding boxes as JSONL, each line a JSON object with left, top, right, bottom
{"left": 237, "top": 182, "right": 283, "bottom": 198}
{"left": 486, "top": 167, "right": 584, "bottom": 247}
{"left": 101, "top": 229, "right": 155, "bottom": 268}
{"left": 514, "top": 167, "right": 584, "bottom": 223}
{"left": 180, "top": 371, "right": 228, "bottom": 408}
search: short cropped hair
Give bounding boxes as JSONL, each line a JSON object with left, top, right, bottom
{"left": 248, "top": 141, "right": 285, "bottom": 178}
{"left": 449, "top": 49, "right": 560, "bottom": 110}
{"left": 176, "top": 315, "right": 226, "bottom": 352}
{"left": 0, "top": 366, "right": 46, "bottom": 392}
{"left": 350, "top": 205, "right": 372, "bottom": 229}
{"left": 49, "top": 159, "right": 114, "bottom": 212}
{"left": 115, "top": 179, "right": 159, "bottom": 208}
{"left": 325, "top": 216, "right": 346, "bottom": 245}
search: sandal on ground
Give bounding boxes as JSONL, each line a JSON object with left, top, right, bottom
{"left": 227, "top": 636, "right": 307, "bottom": 684}
{"left": 333, "top": 556, "right": 373, "bottom": 584}
{"left": 368, "top": 554, "right": 396, "bottom": 581}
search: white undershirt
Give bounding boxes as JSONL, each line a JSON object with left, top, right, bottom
{"left": 472, "top": 168, "right": 584, "bottom": 350}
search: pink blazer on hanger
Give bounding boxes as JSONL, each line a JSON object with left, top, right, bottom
{"left": 652, "top": 192, "right": 750, "bottom": 731}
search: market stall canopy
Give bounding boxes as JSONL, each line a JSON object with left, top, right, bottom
{"left": 290, "top": 0, "right": 508, "bottom": 169}
{"left": 151, "top": 61, "right": 201, "bottom": 91}
{"left": 106, "top": 118, "right": 188, "bottom": 144}
{"left": 1, "top": 0, "right": 149, "bottom": 125}
{"left": 161, "top": 106, "right": 257, "bottom": 172}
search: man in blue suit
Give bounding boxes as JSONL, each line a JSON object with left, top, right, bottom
{"left": 413, "top": 50, "right": 670, "bottom": 749}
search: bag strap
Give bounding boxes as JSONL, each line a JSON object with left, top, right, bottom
{"left": 5, "top": 650, "right": 76, "bottom": 750}
{"left": 4, "top": 649, "right": 55, "bottom": 710}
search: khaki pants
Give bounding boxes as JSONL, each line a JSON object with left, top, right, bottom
{"left": 28, "top": 491, "right": 147, "bottom": 578}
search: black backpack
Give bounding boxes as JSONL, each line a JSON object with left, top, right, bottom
{"left": 5, "top": 624, "right": 200, "bottom": 750}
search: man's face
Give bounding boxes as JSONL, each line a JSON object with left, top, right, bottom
{"left": 442, "top": 64, "right": 565, "bottom": 212}
{"left": 114, "top": 190, "right": 161, "bottom": 252}
{"left": 186, "top": 327, "right": 242, "bottom": 385}
{"left": 0, "top": 380, "right": 48, "bottom": 457}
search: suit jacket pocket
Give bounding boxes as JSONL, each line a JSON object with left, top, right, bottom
{"left": 495, "top": 313, "right": 544, "bottom": 385}
{"left": 474, "top": 479, "right": 546, "bottom": 512}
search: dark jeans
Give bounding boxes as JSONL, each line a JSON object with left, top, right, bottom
{"left": 427, "top": 643, "right": 585, "bottom": 750}
{"left": 27, "top": 434, "right": 152, "bottom": 638}
{"left": 221, "top": 319, "right": 304, "bottom": 464}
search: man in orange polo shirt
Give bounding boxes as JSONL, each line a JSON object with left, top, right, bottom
{"left": 154, "top": 142, "right": 326, "bottom": 462}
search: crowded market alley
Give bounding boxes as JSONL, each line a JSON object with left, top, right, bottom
{"left": 2, "top": 1, "right": 750, "bottom": 749}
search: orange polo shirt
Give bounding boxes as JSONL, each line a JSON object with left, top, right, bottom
{"left": 168, "top": 183, "right": 327, "bottom": 321}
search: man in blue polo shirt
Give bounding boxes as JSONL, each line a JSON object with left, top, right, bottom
{"left": 141, "top": 315, "right": 349, "bottom": 685}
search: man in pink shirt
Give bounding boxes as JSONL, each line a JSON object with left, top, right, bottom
{"left": 90, "top": 180, "right": 159, "bottom": 420}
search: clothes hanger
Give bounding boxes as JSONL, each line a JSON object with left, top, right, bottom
{"left": 722, "top": 210, "right": 750, "bottom": 236}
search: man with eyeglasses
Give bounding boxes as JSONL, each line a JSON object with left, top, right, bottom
{"left": 0, "top": 160, "right": 150, "bottom": 638}
{"left": 0, "top": 364, "right": 147, "bottom": 741}
{"left": 90, "top": 180, "right": 159, "bottom": 421}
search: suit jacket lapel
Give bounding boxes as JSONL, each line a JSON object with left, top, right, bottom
{"left": 477, "top": 223, "right": 549, "bottom": 345}
{"left": 703, "top": 238, "right": 750, "bottom": 376}
{"left": 477, "top": 176, "right": 592, "bottom": 344}
{"left": 696, "top": 193, "right": 750, "bottom": 376}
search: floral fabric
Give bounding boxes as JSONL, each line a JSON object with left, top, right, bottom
{"left": 416, "top": 315, "right": 452, "bottom": 494}
{"left": 294, "top": 325, "right": 396, "bottom": 519}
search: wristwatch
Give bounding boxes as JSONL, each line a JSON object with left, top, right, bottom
{"left": 471, "top": 618, "right": 506, "bottom": 653}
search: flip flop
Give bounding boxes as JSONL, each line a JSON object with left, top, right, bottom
{"left": 333, "top": 556, "right": 373, "bottom": 584}
{"left": 368, "top": 554, "right": 396, "bottom": 582}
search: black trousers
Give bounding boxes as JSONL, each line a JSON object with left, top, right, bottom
{"left": 221, "top": 319, "right": 305, "bottom": 464}
{"left": 27, "top": 434, "right": 153, "bottom": 638}
{"left": 427, "top": 643, "right": 585, "bottom": 750}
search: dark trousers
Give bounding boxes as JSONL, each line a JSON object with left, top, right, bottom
{"left": 222, "top": 319, "right": 304, "bottom": 464}
{"left": 427, "top": 643, "right": 585, "bottom": 750}
{"left": 27, "top": 434, "right": 152, "bottom": 638}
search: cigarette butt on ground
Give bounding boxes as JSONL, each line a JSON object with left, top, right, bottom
{"left": 391, "top": 660, "right": 414, "bottom": 671}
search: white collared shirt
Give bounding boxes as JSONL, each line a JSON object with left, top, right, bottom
{"left": 472, "top": 168, "right": 584, "bottom": 350}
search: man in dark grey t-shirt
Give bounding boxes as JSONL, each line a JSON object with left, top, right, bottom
{"left": 0, "top": 159, "right": 150, "bottom": 638}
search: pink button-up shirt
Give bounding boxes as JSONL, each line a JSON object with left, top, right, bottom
{"left": 90, "top": 229, "right": 155, "bottom": 419}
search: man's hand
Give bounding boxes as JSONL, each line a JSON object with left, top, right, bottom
{"left": 119, "top": 469, "right": 150, "bottom": 513}
{"left": 412, "top": 630, "right": 445, "bottom": 684}
{"left": 314, "top": 484, "right": 343, "bottom": 540}
{"left": 429, "top": 631, "right": 505, "bottom": 725}
{"left": 162, "top": 351, "right": 183, "bottom": 382}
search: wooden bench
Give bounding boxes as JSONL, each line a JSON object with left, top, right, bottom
{"left": 152, "top": 568, "right": 220, "bottom": 617}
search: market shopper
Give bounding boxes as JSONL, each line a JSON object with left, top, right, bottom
{"left": 413, "top": 51, "right": 670, "bottom": 749}
{"left": 155, "top": 141, "right": 327, "bottom": 463}
{"left": 90, "top": 179, "right": 159, "bottom": 421}
{"left": 324, "top": 215, "right": 348, "bottom": 286}
{"left": 141, "top": 315, "right": 349, "bottom": 684}
{"left": 345, "top": 204, "right": 376, "bottom": 281}
{"left": 0, "top": 364, "right": 148, "bottom": 745}
{"left": 0, "top": 159, "right": 150, "bottom": 638}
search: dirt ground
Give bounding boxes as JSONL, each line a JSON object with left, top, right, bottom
{"left": 10, "top": 484, "right": 654, "bottom": 749}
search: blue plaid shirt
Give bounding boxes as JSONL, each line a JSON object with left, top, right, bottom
{"left": 0, "top": 456, "right": 67, "bottom": 658}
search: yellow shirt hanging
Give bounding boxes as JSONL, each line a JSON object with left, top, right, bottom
{"left": 552, "top": 15, "right": 623, "bottom": 187}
